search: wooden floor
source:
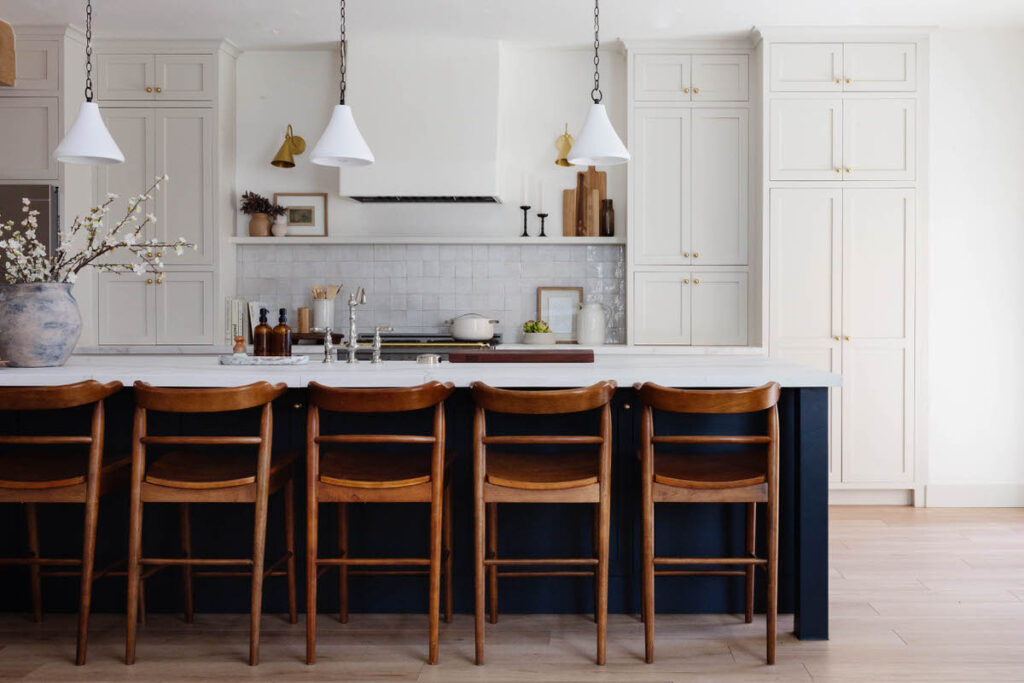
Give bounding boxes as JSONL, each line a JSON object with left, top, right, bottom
{"left": 1, "top": 506, "right": 1023, "bottom": 681}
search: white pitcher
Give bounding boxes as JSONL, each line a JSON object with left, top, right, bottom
{"left": 576, "top": 302, "right": 608, "bottom": 346}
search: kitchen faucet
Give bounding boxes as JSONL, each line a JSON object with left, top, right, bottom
{"left": 345, "top": 287, "right": 367, "bottom": 364}
{"left": 322, "top": 327, "right": 335, "bottom": 364}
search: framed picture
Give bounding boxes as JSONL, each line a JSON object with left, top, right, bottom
{"left": 537, "top": 286, "right": 583, "bottom": 343}
{"left": 273, "top": 192, "right": 328, "bottom": 237}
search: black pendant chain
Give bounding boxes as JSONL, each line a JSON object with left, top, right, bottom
{"left": 84, "top": 0, "right": 94, "bottom": 101}
{"left": 339, "top": 0, "right": 347, "bottom": 105}
{"left": 591, "top": 0, "right": 602, "bottom": 103}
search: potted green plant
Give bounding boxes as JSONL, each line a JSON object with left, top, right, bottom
{"left": 240, "top": 191, "right": 285, "bottom": 237}
{"left": 0, "top": 176, "right": 196, "bottom": 367}
{"left": 522, "top": 320, "right": 556, "bottom": 345}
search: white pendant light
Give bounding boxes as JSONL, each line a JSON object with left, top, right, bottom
{"left": 567, "top": 0, "right": 629, "bottom": 167}
{"left": 311, "top": 0, "right": 374, "bottom": 167}
{"left": 53, "top": 0, "right": 124, "bottom": 165}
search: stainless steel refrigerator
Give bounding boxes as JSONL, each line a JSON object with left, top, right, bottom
{"left": 0, "top": 184, "right": 59, "bottom": 280}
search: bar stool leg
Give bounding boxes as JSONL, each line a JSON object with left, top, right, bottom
{"left": 486, "top": 503, "right": 498, "bottom": 624}
{"left": 249, "top": 486, "right": 270, "bottom": 665}
{"left": 305, "top": 500, "right": 318, "bottom": 664}
{"left": 428, "top": 479, "right": 443, "bottom": 664}
{"left": 337, "top": 503, "right": 348, "bottom": 624}
{"left": 767, "top": 484, "right": 779, "bottom": 664}
{"left": 180, "top": 503, "right": 194, "bottom": 624}
{"left": 642, "top": 479, "right": 655, "bottom": 663}
{"left": 125, "top": 492, "right": 143, "bottom": 664}
{"left": 473, "top": 485, "right": 485, "bottom": 664}
{"left": 284, "top": 478, "right": 298, "bottom": 625}
{"left": 76, "top": 478, "right": 101, "bottom": 665}
{"left": 26, "top": 503, "right": 43, "bottom": 623}
{"left": 592, "top": 504, "right": 600, "bottom": 624}
{"left": 745, "top": 502, "right": 756, "bottom": 624}
{"left": 596, "top": 489, "right": 610, "bottom": 665}
{"left": 443, "top": 479, "right": 453, "bottom": 624}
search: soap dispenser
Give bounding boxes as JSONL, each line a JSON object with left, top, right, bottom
{"left": 253, "top": 308, "right": 271, "bottom": 357}
{"left": 271, "top": 308, "right": 292, "bottom": 357}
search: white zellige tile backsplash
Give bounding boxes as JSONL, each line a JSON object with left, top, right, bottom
{"left": 236, "top": 244, "right": 625, "bottom": 343}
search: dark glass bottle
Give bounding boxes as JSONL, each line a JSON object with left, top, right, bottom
{"left": 252, "top": 308, "right": 271, "bottom": 357}
{"left": 271, "top": 308, "right": 292, "bottom": 357}
{"left": 599, "top": 199, "right": 614, "bottom": 237}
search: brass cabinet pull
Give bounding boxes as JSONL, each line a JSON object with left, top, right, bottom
{"left": 833, "top": 335, "right": 840, "bottom": 341}
{"left": 693, "top": 252, "right": 699, "bottom": 258}
{"left": 834, "top": 78, "right": 841, "bottom": 84}
{"left": 844, "top": 335, "right": 850, "bottom": 341}
{"left": 293, "top": 402, "right": 304, "bottom": 410}
{"left": 146, "top": 278, "right": 153, "bottom": 284}
{"left": 623, "top": 403, "right": 631, "bottom": 410}
{"left": 844, "top": 167, "right": 851, "bottom": 173}
{"left": 683, "top": 252, "right": 690, "bottom": 258}
{"left": 683, "top": 87, "right": 690, "bottom": 93}
{"left": 693, "top": 278, "right": 700, "bottom": 285}
{"left": 156, "top": 252, "right": 163, "bottom": 258}
{"left": 146, "top": 87, "right": 153, "bottom": 93}
{"left": 155, "top": 86, "right": 162, "bottom": 93}
{"left": 845, "top": 78, "right": 851, "bottom": 84}
{"left": 683, "top": 279, "right": 690, "bottom": 285}
{"left": 835, "top": 167, "right": 841, "bottom": 173}
{"left": 692, "top": 87, "right": 700, "bottom": 94}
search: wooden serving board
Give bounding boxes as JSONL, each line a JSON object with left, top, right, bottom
{"left": 448, "top": 349, "right": 595, "bottom": 363}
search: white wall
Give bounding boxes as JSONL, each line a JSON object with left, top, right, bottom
{"left": 233, "top": 42, "right": 626, "bottom": 239}
{"left": 927, "top": 29, "right": 1024, "bottom": 505}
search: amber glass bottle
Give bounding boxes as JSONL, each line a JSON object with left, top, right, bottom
{"left": 271, "top": 308, "right": 292, "bottom": 357}
{"left": 252, "top": 308, "right": 271, "bottom": 357}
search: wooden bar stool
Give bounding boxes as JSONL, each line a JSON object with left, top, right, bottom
{"left": 305, "top": 381, "right": 456, "bottom": 665}
{"left": 0, "top": 381, "right": 124, "bottom": 665}
{"left": 636, "top": 382, "right": 781, "bottom": 664}
{"left": 124, "top": 381, "right": 297, "bottom": 666}
{"left": 469, "top": 380, "right": 616, "bottom": 665}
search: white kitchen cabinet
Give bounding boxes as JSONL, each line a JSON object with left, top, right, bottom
{"left": 96, "top": 54, "right": 213, "bottom": 100}
{"left": 633, "top": 271, "right": 691, "bottom": 344}
{"left": 769, "top": 99, "right": 842, "bottom": 180}
{"left": 634, "top": 54, "right": 692, "bottom": 102}
{"left": 97, "top": 272, "right": 157, "bottom": 345}
{"left": 844, "top": 43, "right": 916, "bottom": 92}
{"left": 691, "top": 108, "right": 748, "bottom": 265}
{"left": 0, "top": 97, "right": 59, "bottom": 180}
{"left": 770, "top": 43, "right": 843, "bottom": 92}
{"left": 632, "top": 107, "right": 748, "bottom": 266}
{"left": 690, "top": 272, "right": 748, "bottom": 345}
{"left": 12, "top": 39, "right": 59, "bottom": 92}
{"left": 95, "top": 109, "right": 156, "bottom": 260}
{"left": 770, "top": 188, "right": 915, "bottom": 486}
{"left": 843, "top": 99, "right": 916, "bottom": 181}
{"left": 154, "top": 109, "right": 214, "bottom": 263}
{"left": 156, "top": 271, "right": 215, "bottom": 344}
{"left": 691, "top": 55, "right": 749, "bottom": 102}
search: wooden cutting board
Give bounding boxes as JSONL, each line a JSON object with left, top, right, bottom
{"left": 569, "top": 166, "right": 607, "bottom": 237}
{"left": 448, "top": 349, "right": 595, "bottom": 363}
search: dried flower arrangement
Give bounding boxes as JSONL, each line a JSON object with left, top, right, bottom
{"left": 239, "top": 191, "right": 286, "bottom": 219}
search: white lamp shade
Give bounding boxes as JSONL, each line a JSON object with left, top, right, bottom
{"left": 53, "top": 101, "right": 125, "bottom": 165}
{"left": 310, "top": 104, "right": 374, "bottom": 167}
{"left": 567, "top": 103, "right": 630, "bottom": 167}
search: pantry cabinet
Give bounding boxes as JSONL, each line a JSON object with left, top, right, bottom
{"left": 633, "top": 270, "right": 748, "bottom": 346}
{"left": 96, "top": 53, "right": 214, "bottom": 100}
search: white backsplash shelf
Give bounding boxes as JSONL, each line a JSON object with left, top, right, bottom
{"left": 230, "top": 235, "right": 625, "bottom": 246}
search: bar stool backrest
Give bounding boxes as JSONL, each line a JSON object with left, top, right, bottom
{"left": 469, "top": 382, "right": 617, "bottom": 416}
{"left": 133, "top": 381, "right": 287, "bottom": 414}
{"left": 0, "top": 380, "right": 122, "bottom": 448}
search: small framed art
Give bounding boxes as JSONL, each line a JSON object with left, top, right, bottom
{"left": 273, "top": 192, "right": 328, "bottom": 237}
{"left": 537, "top": 286, "right": 583, "bottom": 343}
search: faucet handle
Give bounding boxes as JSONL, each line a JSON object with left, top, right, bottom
{"left": 374, "top": 326, "right": 393, "bottom": 335}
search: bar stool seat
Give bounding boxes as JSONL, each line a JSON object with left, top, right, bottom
{"left": 654, "top": 451, "right": 767, "bottom": 489}
{"left": 146, "top": 449, "right": 298, "bottom": 490}
{"left": 486, "top": 451, "right": 599, "bottom": 490}
{"left": 319, "top": 448, "right": 455, "bottom": 489}
{"left": 0, "top": 451, "right": 128, "bottom": 490}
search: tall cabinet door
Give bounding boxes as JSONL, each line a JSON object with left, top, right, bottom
{"left": 95, "top": 108, "right": 156, "bottom": 260}
{"left": 156, "top": 271, "right": 214, "bottom": 344}
{"left": 769, "top": 99, "right": 843, "bottom": 180}
{"left": 633, "top": 109, "right": 691, "bottom": 265}
{"left": 633, "top": 271, "right": 691, "bottom": 344}
{"left": 842, "top": 189, "right": 915, "bottom": 484}
{"left": 770, "top": 189, "right": 843, "bottom": 481}
{"left": 692, "top": 108, "right": 748, "bottom": 265}
{"left": 843, "top": 99, "right": 915, "bottom": 181}
{"left": 154, "top": 109, "right": 213, "bottom": 264}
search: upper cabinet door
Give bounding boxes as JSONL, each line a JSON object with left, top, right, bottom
{"left": 843, "top": 43, "right": 916, "bottom": 92}
{"left": 770, "top": 43, "right": 843, "bottom": 92}
{"left": 770, "top": 99, "right": 843, "bottom": 180}
{"left": 843, "top": 99, "right": 915, "bottom": 181}
{"left": 95, "top": 109, "right": 156, "bottom": 261}
{"left": 690, "top": 55, "right": 748, "bottom": 101}
{"left": 154, "top": 55, "right": 215, "bottom": 100}
{"left": 634, "top": 54, "right": 692, "bottom": 102}
{"left": 13, "top": 39, "right": 59, "bottom": 92}
{"left": 690, "top": 272, "right": 748, "bottom": 346}
{"left": 95, "top": 54, "right": 155, "bottom": 100}
{"left": 633, "top": 271, "right": 692, "bottom": 345}
{"left": 691, "top": 108, "right": 748, "bottom": 265}
{"left": 156, "top": 270, "right": 215, "bottom": 344}
{"left": 0, "top": 98, "right": 58, "bottom": 180}
{"left": 633, "top": 108, "right": 691, "bottom": 265}
{"left": 154, "top": 109, "right": 214, "bottom": 264}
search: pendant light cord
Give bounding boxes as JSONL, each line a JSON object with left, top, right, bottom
{"left": 591, "top": 0, "right": 602, "bottom": 103}
{"left": 338, "top": 0, "right": 347, "bottom": 105}
{"left": 84, "top": 0, "right": 94, "bottom": 101}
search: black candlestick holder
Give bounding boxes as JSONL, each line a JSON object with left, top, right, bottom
{"left": 537, "top": 213, "right": 549, "bottom": 237}
{"left": 519, "top": 205, "right": 531, "bottom": 237}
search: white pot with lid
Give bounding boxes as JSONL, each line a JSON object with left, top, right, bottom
{"left": 445, "top": 313, "right": 500, "bottom": 341}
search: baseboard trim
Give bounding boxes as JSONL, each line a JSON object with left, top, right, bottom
{"left": 829, "top": 489, "right": 914, "bottom": 506}
{"left": 925, "top": 483, "right": 1024, "bottom": 507}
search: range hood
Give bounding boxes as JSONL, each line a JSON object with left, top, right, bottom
{"left": 338, "top": 37, "right": 502, "bottom": 203}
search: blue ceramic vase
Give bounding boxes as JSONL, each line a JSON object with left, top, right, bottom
{"left": 0, "top": 283, "right": 82, "bottom": 367}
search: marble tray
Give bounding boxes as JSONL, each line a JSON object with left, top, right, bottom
{"left": 219, "top": 354, "right": 309, "bottom": 365}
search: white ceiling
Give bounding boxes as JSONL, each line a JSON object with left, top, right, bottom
{"left": 5, "top": 0, "right": 1024, "bottom": 49}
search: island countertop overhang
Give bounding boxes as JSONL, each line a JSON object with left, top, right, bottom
{"left": 0, "top": 354, "right": 840, "bottom": 388}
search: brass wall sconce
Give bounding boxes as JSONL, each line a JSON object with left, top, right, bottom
{"left": 555, "top": 123, "right": 575, "bottom": 167}
{"left": 271, "top": 124, "right": 306, "bottom": 168}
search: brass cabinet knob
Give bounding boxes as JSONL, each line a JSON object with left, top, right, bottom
{"left": 146, "top": 278, "right": 153, "bottom": 284}
{"left": 155, "top": 87, "right": 162, "bottom": 93}
{"left": 156, "top": 252, "right": 163, "bottom": 258}
{"left": 623, "top": 403, "right": 631, "bottom": 410}
{"left": 693, "top": 87, "right": 700, "bottom": 94}
{"left": 835, "top": 167, "right": 841, "bottom": 173}
{"left": 146, "top": 87, "right": 153, "bottom": 93}
{"left": 683, "top": 279, "right": 690, "bottom": 284}
{"left": 845, "top": 78, "right": 851, "bottom": 84}
{"left": 693, "top": 252, "right": 699, "bottom": 258}
{"left": 833, "top": 335, "right": 840, "bottom": 341}
{"left": 844, "top": 167, "right": 851, "bottom": 173}
{"left": 145, "top": 251, "right": 153, "bottom": 258}
{"left": 693, "top": 278, "right": 700, "bottom": 285}
{"left": 844, "top": 335, "right": 851, "bottom": 341}
{"left": 683, "top": 252, "right": 690, "bottom": 258}
{"left": 683, "top": 87, "right": 690, "bottom": 93}
{"left": 834, "top": 78, "right": 841, "bottom": 84}
{"left": 293, "top": 402, "right": 304, "bottom": 410}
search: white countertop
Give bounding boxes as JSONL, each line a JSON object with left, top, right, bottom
{"left": 0, "top": 354, "right": 840, "bottom": 388}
